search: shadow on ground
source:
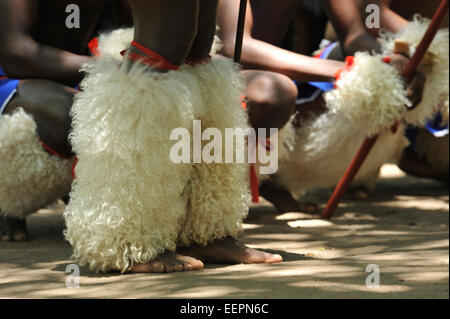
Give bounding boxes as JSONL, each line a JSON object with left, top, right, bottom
{"left": 0, "top": 165, "right": 448, "bottom": 298}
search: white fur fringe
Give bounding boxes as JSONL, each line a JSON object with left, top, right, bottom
{"left": 0, "top": 109, "right": 73, "bottom": 218}
{"left": 277, "top": 114, "right": 409, "bottom": 195}
{"left": 325, "top": 16, "right": 449, "bottom": 137}
{"left": 325, "top": 52, "right": 410, "bottom": 137}
{"left": 96, "top": 27, "right": 224, "bottom": 60}
{"left": 381, "top": 15, "right": 449, "bottom": 126}
{"left": 64, "top": 35, "right": 249, "bottom": 272}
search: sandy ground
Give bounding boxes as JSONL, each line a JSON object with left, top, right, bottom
{"left": 0, "top": 164, "right": 448, "bottom": 299}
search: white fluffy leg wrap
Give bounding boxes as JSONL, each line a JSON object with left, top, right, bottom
{"left": 177, "top": 57, "right": 250, "bottom": 247}
{"left": 326, "top": 16, "right": 449, "bottom": 137}
{"left": 277, "top": 114, "right": 409, "bottom": 196}
{"left": 64, "top": 57, "right": 200, "bottom": 273}
{"left": 97, "top": 28, "right": 134, "bottom": 61}
{"left": 325, "top": 52, "right": 410, "bottom": 137}
{"left": 0, "top": 109, "right": 73, "bottom": 218}
{"left": 381, "top": 15, "right": 449, "bottom": 126}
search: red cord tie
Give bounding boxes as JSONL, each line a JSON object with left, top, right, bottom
{"left": 334, "top": 56, "right": 355, "bottom": 81}
{"left": 88, "top": 37, "right": 100, "bottom": 57}
{"left": 121, "top": 40, "right": 179, "bottom": 71}
{"left": 39, "top": 139, "right": 65, "bottom": 159}
{"left": 250, "top": 164, "right": 259, "bottom": 203}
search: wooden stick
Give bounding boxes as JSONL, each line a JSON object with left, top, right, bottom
{"left": 234, "top": 0, "right": 248, "bottom": 63}
{"left": 321, "top": 0, "right": 449, "bottom": 219}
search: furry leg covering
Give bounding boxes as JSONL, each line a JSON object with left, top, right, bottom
{"left": 177, "top": 57, "right": 250, "bottom": 247}
{"left": 64, "top": 57, "right": 200, "bottom": 273}
{"left": 277, "top": 114, "right": 409, "bottom": 196}
{"left": 381, "top": 15, "right": 449, "bottom": 126}
{"left": 325, "top": 16, "right": 449, "bottom": 137}
{"left": 0, "top": 109, "right": 73, "bottom": 218}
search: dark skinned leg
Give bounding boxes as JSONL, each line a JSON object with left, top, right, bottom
{"left": 242, "top": 71, "right": 318, "bottom": 214}
{"left": 124, "top": 0, "right": 207, "bottom": 273}
{"left": 4, "top": 79, "right": 75, "bottom": 157}
{"left": 1, "top": 79, "right": 75, "bottom": 241}
{"left": 178, "top": 1, "right": 282, "bottom": 265}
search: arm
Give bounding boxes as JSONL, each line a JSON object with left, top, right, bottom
{"left": 324, "top": 0, "right": 409, "bottom": 55}
{"left": 323, "top": 0, "right": 381, "bottom": 55}
{"left": 0, "top": 0, "right": 92, "bottom": 86}
{"left": 217, "top": 0, "right": 344, "bottom": 82}
{"left": 324, "top": 0, "right": 424, "bottom": 107}
{"left": 379, "top": 5, "right": 409, "bottom": 33}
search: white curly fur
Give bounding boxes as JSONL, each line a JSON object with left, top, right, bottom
{"left": 177, "top": 58, "right": 250, "bottom": 247}
{"left": 277, "top": 114, "right": 409, "bottom": 196}
{"left": 96, "top": 27, "right": 224, "bottom": 60}
{"left": 325, "top": 16, "right": 449, "bottom": 137}
{"left": 64, "top": 31, "right": 249, "bottom": 272}
{"left": 325, "top": 52, "right": 410, "bottom": 137}
{"left": 97, "top": 28, "right": 134, "bottom": 60}
{"left": 0, "top": 109, "right": 73, "bottom": 218}
{"left": 381, "top": 15, "right": 449, "bottom": 126}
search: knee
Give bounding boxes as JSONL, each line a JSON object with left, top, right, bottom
{"left": 9, "top": 79, "right": 75, "bottom": 156}
{"left": 245, "top": 72, "right": 297, "bottom": 130}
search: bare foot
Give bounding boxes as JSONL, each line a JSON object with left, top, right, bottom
{"left": 178, "top": 236, "right": 283, "bottom": 264}
{"left": 130, "top": 251, "right": 204, "bottom": 273}
{"left": 0, "top": 214, "right": 28, "bottom": 241}
{"left": 259, "top": 181, "right": 318, "bottom": 214}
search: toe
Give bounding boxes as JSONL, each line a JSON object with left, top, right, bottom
{"left": 183, "top": 262, "right": 194, "bottom": 271}
{"left": 173, "top": 263, "right": 184, "bottom": 272}
{"left": 191, "top": 259, "right": 204, "bottom": 270}
{"left": 164, "top": 264, "right": 174, "bottom": 273}
{"left": 265, "top": 253, "right": 283, "bottom": 264}
{"left": 151, "top": 262, "right": 165, "bottom": 273}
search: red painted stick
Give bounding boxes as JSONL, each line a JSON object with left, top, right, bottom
{"left": 321, "top": 0, "right": 449, "bottom": 219}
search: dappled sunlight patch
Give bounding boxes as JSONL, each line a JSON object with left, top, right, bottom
{"left": 397, "top": 271, "right": 449, "bottom": 283}
{"left": 276, "top": 212, "right": 314, "bottom": 221}
{"left": 289, "top": 280, "right": 411, "bottom": 294}
{"left": 335, "top": 212, "right": 380, "bottom": 222}
{"left": 170, "top": 285, "right": 240, "bottom": 298}
{"left": 380, "top": 164, "right": 407, "bottom": 179}
{"left": 245, "top": 233, "right": 310, "bottom": 241}
{"left": 401, "top": 239, "right": 449, "bottom": 251}
{"left": 345, "top": 245, "right": 387, "bottom": 257}
{"left": 288, "top": 219, "right": 334, "bottom": 229}
{"left": 242, "top": 223, "right": 263, "bottom": 230}
{"left": 377, "top": 197, "right": 449, "bottom": 211}
{"left": 256, "top": 264, "right": 360, "bottom": 278}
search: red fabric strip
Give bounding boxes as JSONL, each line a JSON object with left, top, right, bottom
{"left": 120, "top": 41, "right": 179, "bottom": 70}
{"left": 334, "top": 56, "right": 355, "bottom": 80}
{"left": 38, "top": 139, "right": 66, "bottom": 159}
{"left": 250, "top": 163, "right": 260, "bottom": 203}
{"left": 88, "top": 37, "right": 100, "bottom": 57}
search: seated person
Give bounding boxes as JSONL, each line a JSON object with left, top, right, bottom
{"left": 0, "top": 0, "right": 131, "bottom": 241}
